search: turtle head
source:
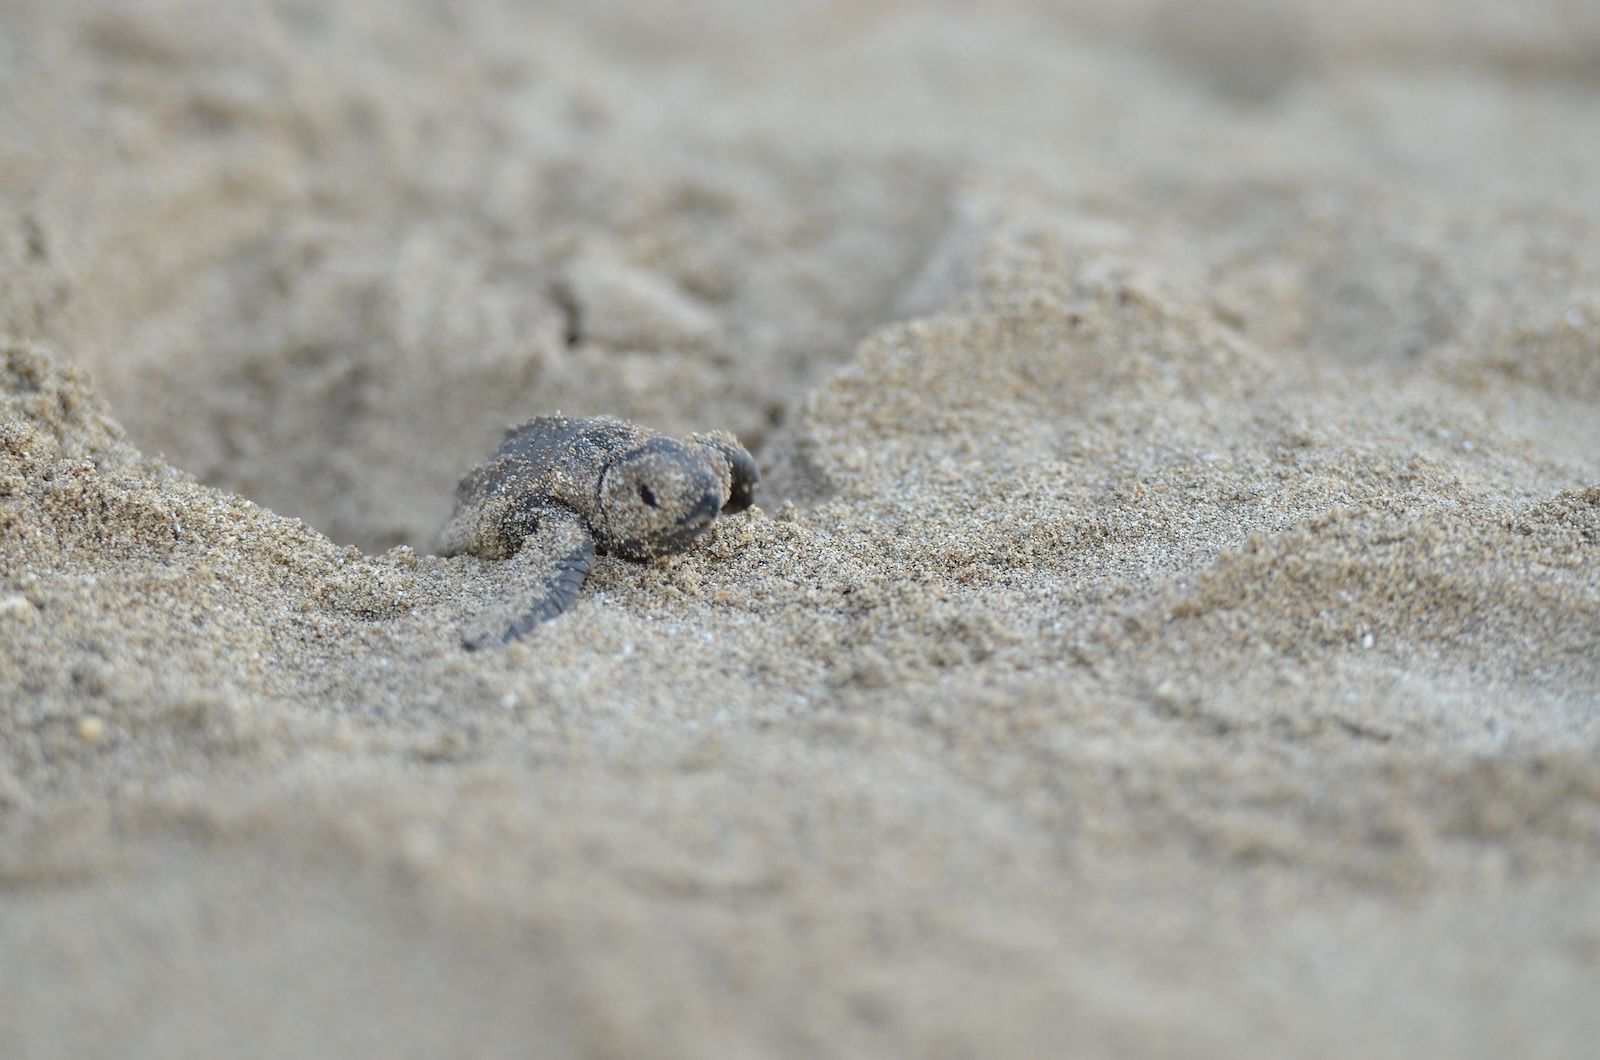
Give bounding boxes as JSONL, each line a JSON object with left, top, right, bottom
{"left": 595, "top": 438, "right": 725, "bottom": 560}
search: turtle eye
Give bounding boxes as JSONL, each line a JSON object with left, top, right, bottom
{"left": 638, "top": 483, "right": 659, "bottom": 508}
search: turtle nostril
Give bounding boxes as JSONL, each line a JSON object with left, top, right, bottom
{"left": 696, "top": 486, "right": 722, "bottom": 524}
{"left": 638, "top": 483, "right": 659, "bottom": 508}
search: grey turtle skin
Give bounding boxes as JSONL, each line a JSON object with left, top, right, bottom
{"left": 440, "top": 415, "right": 757, "bottom": 649}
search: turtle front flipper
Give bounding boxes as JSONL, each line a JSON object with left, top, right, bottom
{"left": 461, "top": 505, "right": 597, "bottom": 650}
{"left": 689, "top": 431, "right": 759, "bottom": 513}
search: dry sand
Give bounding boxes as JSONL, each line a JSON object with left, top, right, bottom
{"left": 3, "top": 1, "right": 1599, "bottom": 1056}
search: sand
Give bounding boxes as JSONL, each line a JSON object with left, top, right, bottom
{"left": 2, "top": 1, "right": 1599, "bottom": 1056}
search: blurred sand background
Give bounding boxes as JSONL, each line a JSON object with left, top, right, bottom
{"left": 2, "top": 1, "right": 1599, "bottom": 1055}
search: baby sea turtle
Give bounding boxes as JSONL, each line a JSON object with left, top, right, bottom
{"left": 440, "top": 415, "right": 757, "bottom": 648}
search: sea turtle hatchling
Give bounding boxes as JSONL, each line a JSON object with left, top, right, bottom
{"left": 440, "top": 415, "right": 758, "bottom": 648}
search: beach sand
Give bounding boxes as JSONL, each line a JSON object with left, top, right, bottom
{"left": 2, "top": 1, "right": 1598, "bottom": 1055}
